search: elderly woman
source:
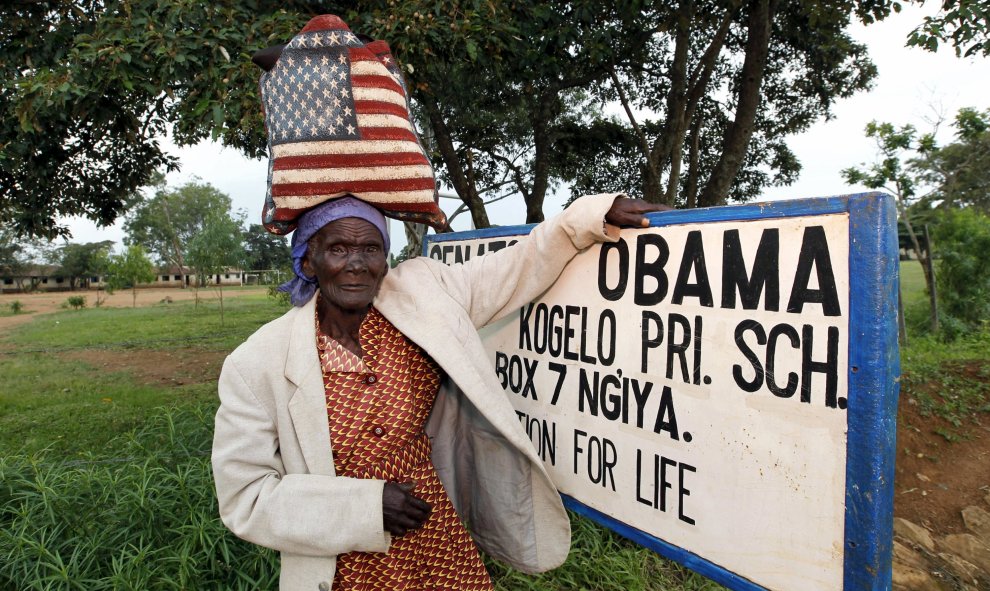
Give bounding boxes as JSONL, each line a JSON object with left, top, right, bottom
{"left": 212, "top": 14, "right": 666, "bottom": 591}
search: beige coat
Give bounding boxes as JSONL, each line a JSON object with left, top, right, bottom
{"left": 212, "top": 193, "right": 621, "bottom": 590}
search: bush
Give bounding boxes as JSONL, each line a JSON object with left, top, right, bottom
{"left": 65, "top": 295, "right": 87, "bottom": 310}
{"left": 9, "top": 300, "right": 23, "bottom": 314}
{"left": 0, "top": 405, "right": 278, "bottom": 590}
{"left": 934, "top": 208, "right": 990, "bottom": 337}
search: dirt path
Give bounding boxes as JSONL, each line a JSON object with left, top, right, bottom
{"left": 0, "top": 287, "right": 268, "bottom": 330}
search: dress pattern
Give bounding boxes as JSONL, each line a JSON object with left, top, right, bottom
{"left": 317, "top": 306, "right": 493, "bottom": 590}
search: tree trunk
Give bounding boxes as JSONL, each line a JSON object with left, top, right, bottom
{"left": 131, "top": 286, "right": 137, "bottom": 308}
{"left": 525, "top": 93, "right": 559, "bottom": 224}
{"left": 219, "top": 284, "right": 225, "bottom": 326}
{"left": 685, "top": 115, "right": 702, "bottom": 208}
{"left": 896, "top": 197, "right": 937, "bottom": 332}
{"left": 923, "top": 224, "right": 938, "bottom": 333}
{"left": 698, "top": 0, "right": 776, "bottom": 207}
{"left": 421, "top": 95, "right": 491, "bottom": 229}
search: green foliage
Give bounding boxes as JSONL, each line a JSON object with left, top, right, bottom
{"left": 907, "top": 0, "right": 990, "bottom": 57}
{"left": 65, "top": 295, "right": 86, "bottom": 310}
{"left": 243, "top": 223, "right": 290, "bottom": 271}
{"left": 933, "top": 208, "right": 990, "bottom": 336}
{"left": 0, "top": 405, "right": 280, "bottom": 590}
{"left": 900, "top": 331, "right": 990, "bottom": 436}
{"left": 105, "top": 244, "right": 157, "bottom": 307}
{"left": 9, "top": 300, "right": 24, "bottom": 314}
{"left": 124, "top": 180, "right": 234, "bottom": 271}
{"left": 52, "top": 241, "right": 114, "bottom": 290}
{"left": 0, "top": 1, "right": 306, "bottom": 238}
{"left": 4, "top": 0, "right": 897, "bottom": 236}
{"left": 186, "top": 212, "right": 246, "bottom": 281}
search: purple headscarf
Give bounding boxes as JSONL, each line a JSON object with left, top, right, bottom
{"left": 278, "top": 196, "right": 390, "bottom": 306}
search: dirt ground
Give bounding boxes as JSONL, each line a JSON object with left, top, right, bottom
{"left": 2, "top": 286, "right": 988, "bottom": 541}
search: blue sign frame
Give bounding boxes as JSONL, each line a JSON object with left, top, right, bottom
{"left": 423, "top": 192, "right": 899, "bottom": 591}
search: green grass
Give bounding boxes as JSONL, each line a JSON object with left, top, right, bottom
{"left": 6, "top": 294, "right": 288, "bottom": 352}
{"left": 898, "top": 261, "right": 990, "bottom": 437}
{"left": 899, "top": 260, "right": 926, "bottom": 308}
{"left": 0, "top": 294, "right": 289, "bottom": 456}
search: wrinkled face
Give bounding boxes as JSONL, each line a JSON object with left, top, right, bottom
{"left": 302, "top": 218, "right": 388, "bottom": 314}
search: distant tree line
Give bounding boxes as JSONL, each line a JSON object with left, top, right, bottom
{"left": 0, "top": 180, "right": 291, "bottom": 297}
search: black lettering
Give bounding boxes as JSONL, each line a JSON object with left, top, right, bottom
{"left": 634, "top": 234, "right": 669, "bottom": 306}
{"left": 672, "top": 230, "right": 713, "bottom": 306}
{"left": 641, "top": 311, "right": 663, "bottom": 374}
{"left": 532, "top": 303, "right": 547, "bottom": 354}
{"left": 766, "top": 323, "right": 800, "bottom": 398}
{"left": 653, "top": 385, "right": 680, "bottom": 440}
{"left": 802, "top": 325, "right": 840, "bottom": 407}
{"left": 678, "top": 463, "right": 696, "bottom": 525}
{"left": 733, "top": 320, "right": 766, "bottom": 392}
{"left": 721, "top": 228, "right": 780, "bottom": 311}
{"left": 508, "top": 355, "right": 523, "bottom": 393}
{"left": 442, "top": 244, "right": 454, "bottom": 264}
{"left": 563, "top": 305, "right": 580, "bottom": 361}
{"left": 659, "top": 455, "right": 676, "bottom": 511}
{"left": 598, "top": 310, "right": 617, "bottom": 366}
{"left": 631, "top": 379, "right": 653, "bottom": 429}
{"left": 600, "top": 373, "right": 622, "bottom": 421}
{"left": 549, "top": 305, "right": 564, "bottom": 357}
{"left": 598, "top": 240, "right": 629, "bottom": 301}
{"left": 578, "top": 369, "right": 598, "bottom": 415}
{"left": 494, "top": 351, "right": 509, "bottom": 388}
{"left": 579, "top": 308, "right": 596, "bottom": 365}
{"left": 665, "top": 314, "right": 691, "bottom": 383}
{"left": 787, "top": 226, "right": 841, "bottom": 316}
{"left": 521, "top": 357, "right": 539, "bottom": 400}
{"left": 548, "top": 362, "right": 567, "bottom": 405}
{"left": 429, "top": 245, "right": 443, "bottom": 260}
{"left": 486, "top": 240, "right": 507, "bottom": 254}
{"left": 518, "top": 304, "right": 534, "bottom": 351}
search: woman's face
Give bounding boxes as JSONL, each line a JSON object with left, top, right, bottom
{"left": 302, "top": 217, "right": 388, "bottom": 314}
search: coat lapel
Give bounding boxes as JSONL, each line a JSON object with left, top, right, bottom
{"left": 284, "top": 297, "right": 336, "bottom": 476}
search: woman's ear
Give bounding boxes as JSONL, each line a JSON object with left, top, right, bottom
{"left": 301, "top": 255, "right": 315, "bottom": 279}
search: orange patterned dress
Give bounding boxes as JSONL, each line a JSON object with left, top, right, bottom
{"left": 317, "top": 306, "right": 493, "bottom": 591}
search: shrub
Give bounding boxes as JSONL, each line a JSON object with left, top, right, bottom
{"left": 9, "top": 300, "right": 22, "bottom": 314}
{"left": 0, "top": 405, "right": 278, "bottom": 590}
{"left": 934, "top": 208, "right": 990, "bottom": 338}
{"left": 65, "top": 295, "right": 87, "bottom": 310}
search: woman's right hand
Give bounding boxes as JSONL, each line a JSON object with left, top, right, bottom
{"left": 382, "top": 481, "right": 432, "bottom": 537}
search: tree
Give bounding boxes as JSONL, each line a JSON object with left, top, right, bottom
{"left": 124, "top": 180, "right": 232, "bottom": 285}
{"left": 243, "top": 224, "right": 290, "bottom": 271}
{"left": 912, "top": 107, "right": 990, "bottom": 213}
{"left": 6, "top": 1, "right": 904, "bottom": 238}
{"left": 842, "top": 120, "right": 939, "bottom": 331}
{"left": 187, "top": 211, "right": 245, "bottom": 325}
{"left": 907, "top": 0, "right": 990, "bottom": 57}
{"left": 106, "top": 245, "right": 156, "bottom": 308}
{"left": 53, "top": 240, "right": 115, "bottom": 290}
{"left": 0, "top": 228, "right": 28, "bottom": 283}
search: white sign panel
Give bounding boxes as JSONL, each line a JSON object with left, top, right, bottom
{"left": 424, "top": 195, "right": 899, "bottom": 591}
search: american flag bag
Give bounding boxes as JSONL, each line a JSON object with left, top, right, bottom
{"left": 258, "top": 15, "right": 446, "bottom": 234}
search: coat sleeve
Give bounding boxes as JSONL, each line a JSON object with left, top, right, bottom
{"left": 409, "top": 192, "right": 622, "bottom": 329}
{"left": 212, "top": 355, "right": 391, "bottom": 557}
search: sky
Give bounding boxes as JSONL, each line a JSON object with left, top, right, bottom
{"left": 64, "top": 3, "right": 989, "bottom": 255}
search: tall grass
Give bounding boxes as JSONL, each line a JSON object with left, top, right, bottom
{"left": 0, "top": 405, "right": 278, "bottom": 590}
{"left": 0, "top": 404, "right": 723, "bottom": 591}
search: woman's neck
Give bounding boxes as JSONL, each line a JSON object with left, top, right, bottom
{"left": 317, "top": 297, "right": 369, "bottom": 357}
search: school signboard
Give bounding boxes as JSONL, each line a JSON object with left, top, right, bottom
{"left": 423, "top": 193, "right": 899, "bottom": 591}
